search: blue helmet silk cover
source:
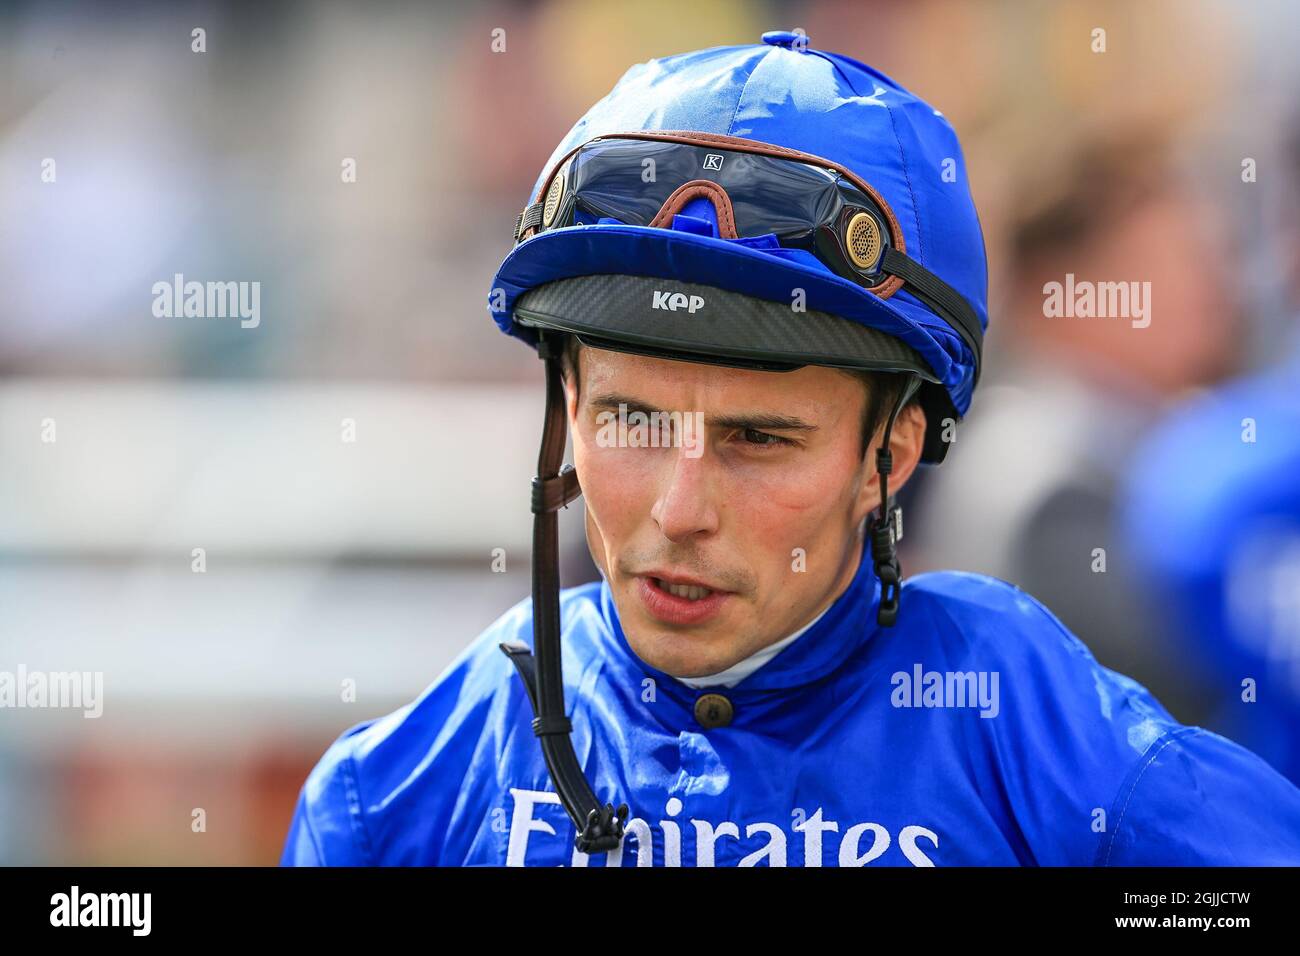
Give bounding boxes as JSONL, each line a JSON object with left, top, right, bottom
{"left": 488, "top": 34, "right": 988, "bottom": 418}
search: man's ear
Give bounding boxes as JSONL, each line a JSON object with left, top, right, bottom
{"left": 886, "top": 402, "right": 927, "bottom": 493}
{"left": 854, "top": 403, "right": 928, "bottom": 521}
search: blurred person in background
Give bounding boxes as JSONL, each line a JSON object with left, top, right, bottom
{"left": 1121, "top": 114, "right": 1300, "bottom": 786}
{"left": 909, "top": 123, "right": 1242, "bottom": 726}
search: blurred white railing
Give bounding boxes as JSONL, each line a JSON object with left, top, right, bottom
{"left": 0, "top": 379, "right": 542, "bottom": 556}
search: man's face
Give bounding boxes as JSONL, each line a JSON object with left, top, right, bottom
{"left": 566, "top": 345, "right": 910, "bottom": 680}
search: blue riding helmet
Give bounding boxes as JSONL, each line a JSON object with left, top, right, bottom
{"left": 488, "top": 30, "right": 988, "bottom": 464}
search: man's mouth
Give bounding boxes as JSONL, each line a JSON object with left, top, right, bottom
{"left": 650, "top": 577, "right": 714, "bottom": 601}
{"left": 635, "top": 572, "right": 732, "bottom": 625}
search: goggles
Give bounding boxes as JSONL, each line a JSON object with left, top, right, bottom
{"left": 512, "top": 131, "right": 983, "bottom": 372}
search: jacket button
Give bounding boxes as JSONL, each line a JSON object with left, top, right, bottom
{"left": 694, "top": 693, "right": 734, "bottom": 729}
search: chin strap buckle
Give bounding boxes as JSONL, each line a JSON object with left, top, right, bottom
{"left": 500, "top": 640, "right": 628, "bottom": 854}
{"left": 873, "top": 503, "right": 903, "bottom": 628}
{"left": 870, "top": 376, "right": 921, "bottom": 629}
{"left": 531, "top": 465, "right": 581, "bottom": 514}
{"left": 575, "top": 803, "right": 630, "bottom": 854}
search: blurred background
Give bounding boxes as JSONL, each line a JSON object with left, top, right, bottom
{"left": 2, "top": 0, "right": 1299, "bottom": 864}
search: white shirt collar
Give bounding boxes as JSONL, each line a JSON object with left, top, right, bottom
{"left": 679, "top": 603, "right": 832, "bottom": 690}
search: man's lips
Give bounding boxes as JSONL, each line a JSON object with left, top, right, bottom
{"left": 633, "top": 570, "right": 733, "bottom": 626}
{"left": 642, "top": 568, "right": 725, "bottom": 592}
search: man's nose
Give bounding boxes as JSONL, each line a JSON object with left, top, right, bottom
{"left": 649, "top": 447, "right": 720, "bottom": 542}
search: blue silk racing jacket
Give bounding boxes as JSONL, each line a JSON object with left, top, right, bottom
{"left": 281, "top": 548, "right": 1300, "bottom": 866}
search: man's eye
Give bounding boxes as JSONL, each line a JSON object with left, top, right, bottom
{"left": 741, "top": 428, "right": 793, "bottom": 448}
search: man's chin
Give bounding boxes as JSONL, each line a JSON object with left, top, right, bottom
{"left": 620, "top": 613, "right": 748, "bottom": 680}
{"left": 629, "top": 643, "right": 744, "bottom": 681}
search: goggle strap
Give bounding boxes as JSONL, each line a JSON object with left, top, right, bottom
{"left": 880, "top": 247, "right": 983, "bottom": 377}
{"left": 514, "top": 202, "right": 544, "bottom": 242}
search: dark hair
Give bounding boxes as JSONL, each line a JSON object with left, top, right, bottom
{"left": 558, "top": 333, "right": 915, "bottom": 459}
{"left": 841, "top": 367, "right": 918, "bottom": 457}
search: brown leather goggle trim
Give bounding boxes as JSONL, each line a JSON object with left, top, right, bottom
{"left": 648, "top": 179, "right": 740, "bottom": 238}
{"left": 518, "top": 130, "right": 907, "bottom": 299}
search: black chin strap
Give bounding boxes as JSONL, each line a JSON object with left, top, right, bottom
{"left": 498, "top": 333, "right": 628, "bottom": 855}
{"left": 870, "top": 373, "right": 922, "bottom": 627}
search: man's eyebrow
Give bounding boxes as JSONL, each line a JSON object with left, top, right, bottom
{"left": 587, "top": 392, "right": 818, "bottom": 432}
